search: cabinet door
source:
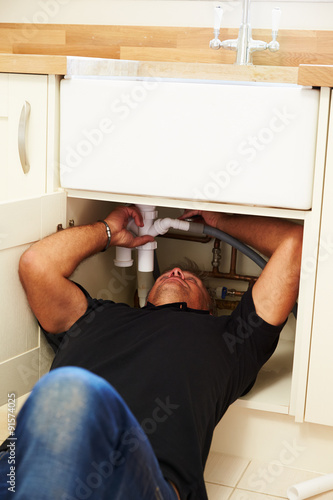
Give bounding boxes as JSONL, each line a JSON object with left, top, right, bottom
{"left": 0, "top": 192, "right": 66, "bottom": 405}
{"left": 305, "top": 95, "right": 333, "bottom": 426}
{"left": 0, "top": 73, "right": 48, "bottom": 202}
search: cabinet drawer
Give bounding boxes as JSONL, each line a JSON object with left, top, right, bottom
{"left": 0, "top": 73, "right": 48, "bottom": 201}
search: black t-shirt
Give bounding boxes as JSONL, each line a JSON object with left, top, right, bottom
{"left": 43, "top": 284, "right": 283, "bottom": 500}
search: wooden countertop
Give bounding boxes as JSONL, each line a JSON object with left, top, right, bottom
{"left": 298, "top": 64, "right": 333, "bottom": 87}
{"left": 0, "top": 53, "right": 298, "bottom": 83}
{"left": 0, "top": 54, "right": 68, "bottom": 75}
{"left": 0, "top": 53, "right": 332, "bottom": 87}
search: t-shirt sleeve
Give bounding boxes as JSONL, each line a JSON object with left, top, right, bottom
{"left": 41, "top": 282, "right": 113, "bottom": 353}
{"left": 222, "top": 286, "right": 286, "bottom": 401}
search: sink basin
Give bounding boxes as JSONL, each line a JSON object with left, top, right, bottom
{"left": 60, "top": 77, "right": 319, "bottom": 209}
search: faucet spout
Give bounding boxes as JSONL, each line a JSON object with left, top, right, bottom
{"left": 236, "top": 20, "right": 252, "bottom": 65}
{"left": 237, "top": 0, "right": 257, "bottom": 65}
{"left": 241, "top": 0, "right": 250, "bottom": 25}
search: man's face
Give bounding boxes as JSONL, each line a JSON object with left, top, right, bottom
{"left": 147, "top": 267, "right": 211, "bottom": 311}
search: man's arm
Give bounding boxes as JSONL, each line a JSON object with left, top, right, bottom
{"left": 19, "top": 206, "right": 154, "bottom": 334}
{"left": 181, "top": 210, "right": 303, "bottom": 326}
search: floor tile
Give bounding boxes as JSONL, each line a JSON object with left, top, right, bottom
{"left": 238, "top": 460, "right": 327, "bottom": 498}
{"left": 204, "top": 451, "right": 250, "bottom": 487}
{"left": 206, "top": 482, "right": 234, "bottom": 500}
{"left": 230, "top": 490, "right": 283, "bottom": 500}
{"left": 309, "top": 493, "right": 333, "bottom": 499}
{"left": 303, "top": 493, "right": 333, "bottom": 500}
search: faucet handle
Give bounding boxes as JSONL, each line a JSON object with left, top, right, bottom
{"left": 268, "top": 7, "right": 281, "bottom": 52}
{"left": 213, "top": 3, "right": 223, "bottom": 31}
{"left": 272, "top": 7, "right": 282, "bottom": 37}
{"left": 210, "top": 3, "right": 223, "bottom": 50}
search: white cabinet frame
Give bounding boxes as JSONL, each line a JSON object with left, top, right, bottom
{"left": 0, "top": 192, "right": 66, "bottom": 406}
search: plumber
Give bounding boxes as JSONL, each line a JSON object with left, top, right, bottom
{"left": 0, "top": 204, "right": 303, "bottom": 500}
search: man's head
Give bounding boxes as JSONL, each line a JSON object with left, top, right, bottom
{"left": 147, "top": 259, "right": 214, "bottom": 312}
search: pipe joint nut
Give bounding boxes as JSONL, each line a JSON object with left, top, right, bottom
{"left": 137, "top": 241, "right": 157, "bottom": 251}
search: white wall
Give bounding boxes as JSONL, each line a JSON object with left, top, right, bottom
{"left": 0, "top": 0, "right": 333, "bottom": 30}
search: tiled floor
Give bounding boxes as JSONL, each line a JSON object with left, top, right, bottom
{"left": 204, "top": 451, "right": 333, "bottom": 500}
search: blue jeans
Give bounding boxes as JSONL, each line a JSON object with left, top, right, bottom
{"left": 0, "top": 367, "right": 178, "bottom": 500}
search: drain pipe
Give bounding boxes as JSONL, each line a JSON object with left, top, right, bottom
{"left": 113, "top": 205, "right": 158, "bottom": 271}
{"left": 114, "top": 206, "right": 201, "bottom": 273}
{"left": 136, "top": 204, "right": 158, "bottom": 272}
{"left": 113, "top": 217, "right": 138, "bottom": 268}
{"left": 114, "top": 206, "right": 266, "bottom": 307}
{"left": 113, "top": 208, "right": 297, "bottom": 317}
{"left": 113, "top": 205, "right": 205, "bottom": 307}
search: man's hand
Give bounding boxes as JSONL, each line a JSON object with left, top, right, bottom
{"left": 182, "top": 208, "right": 303, "bottom": 326}
{"left": 180, "top": 209, "right": 227, "bottom": 230}
{"left": 105, "top": 205, "right": 154, "bottom": 248}
{"left": 19, "top": 205, "right": 155, "bottom": 334}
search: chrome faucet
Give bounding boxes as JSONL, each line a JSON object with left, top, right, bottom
{"left": 209, "top": 0, "right": 281, "bottom": 65}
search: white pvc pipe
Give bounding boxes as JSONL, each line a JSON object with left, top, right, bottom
{"left": 127, "top": 218, "right": 139, "bottom": 236}
{"left": 112, "top": 209, "right": 197, "bottom": 304}
{"left": 148, "top": 218, "right": 190, "bottom": 237}
{"left": 287, "top": 473, "right": 333, "bottom": 500}
{"left": 114, "top": 246, "right": 133, "bottom": 267}
{"left": 137, "top": 271, "right": 154, "bottom": 308}
{"left": 137, "top": 241, "right": 157, "bottom": 272}
{"left": 136, "top": 205, "right": 158, "bottom": 273}
{"left": 137, "top": 216, "right": 190, "bottom": 272}
{"left": 114, "top": 209, "right": 192, "bottom": 279}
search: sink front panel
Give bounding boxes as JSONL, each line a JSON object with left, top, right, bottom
{"left": 60, "top": 77, "right": 320, "bottom": 209}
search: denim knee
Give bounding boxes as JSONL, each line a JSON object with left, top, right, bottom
{"left": 21, "top": 367, "right": 104, "bottom": 416}
{"left": 16, "top": 367, "right": 118, "bottom": 454}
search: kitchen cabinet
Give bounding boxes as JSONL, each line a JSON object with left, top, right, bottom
{"left": 0, "top": 67, "right": 331, "bottom": 427}
{"left": 0, "top": 73, "right": 49, "bottom": 202}
{"left": 0, "top": 73, "right": 61, "bottom": 413}
{"left": 0, "top": 192, "right": 66, "bottom": 408}
{"left": 305, "top": 92, "right": 333, "bottom": 426}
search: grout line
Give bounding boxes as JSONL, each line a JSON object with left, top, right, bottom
{"left": 234, "top": 459, "right": 253, "bottom": 489}
{"left": 236, "top": 488, "right": 288, "bottom": 500}
{"left": 228, "top": 486, "right": 236, "bottom": 499}
{"left": 233, "top": 488, "right": 288, "bottom": 500}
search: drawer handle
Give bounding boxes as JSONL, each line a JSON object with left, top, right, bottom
{"left": 18, "top": 101, "right": 31, "bottom": 174}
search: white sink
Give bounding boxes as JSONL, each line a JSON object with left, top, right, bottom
{"left": 60, "top": 77, "right": 319, "bottom": 209}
